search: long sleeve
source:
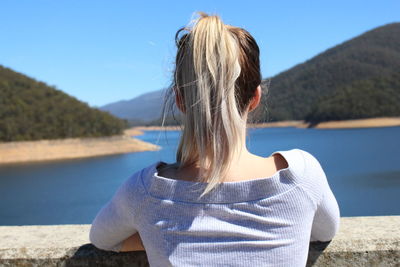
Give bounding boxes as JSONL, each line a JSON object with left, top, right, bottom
{"left": 89, "top": 172, "right": 140, "bottom": 252}
{"left": 298, "top": 150, "right": 340, "bottom": 242}
{"left": 310, "top": 184, "right": 340, "bottom": 242}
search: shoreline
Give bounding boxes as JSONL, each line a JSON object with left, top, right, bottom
{"left": 313, "top": 117, "right": 400, "bottom": 129}
{"left": 0, "top": 135, "right": 159, "bottom": 165}
{"left": 126, "top": 117, "right": 400, "bottom": 132}
{"left": 125, "top": 126, "right": 181, "bottom": 135}
{"left": 1, "top": 117, "right": 398, "bottom": 165}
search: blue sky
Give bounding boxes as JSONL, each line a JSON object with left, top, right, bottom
{"left": 1, "top": 0, "right": 399, "bottom": 107}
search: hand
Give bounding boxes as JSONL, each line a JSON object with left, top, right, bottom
{"left": 120, "top": 233, "right": 145, "bottom": 252}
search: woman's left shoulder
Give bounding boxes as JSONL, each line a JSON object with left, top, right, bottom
{"left": 275, "top": 149, "right": 327, "bottom": 182}
{"left": 272, "top": 148, "right": 306, "bottom": 173}
{"left": 281, "top": 148, "right": 322, "bottom": 168}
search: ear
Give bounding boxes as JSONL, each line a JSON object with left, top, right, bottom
{"left": 174, "top": 87, "right": 186, "bottom": 113}
{"left": 248, "top": 85, "right": 262, "bottom": 112}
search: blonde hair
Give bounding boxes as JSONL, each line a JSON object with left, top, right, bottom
{"left": 167, "top": 12, "right": 261, "bottom": 196}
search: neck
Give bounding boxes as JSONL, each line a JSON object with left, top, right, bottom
{"left": 177, "top": 112, "right": 251, "bottom": 170}
{"left": 192, "top": 125, "right": 250, "bottom": 168}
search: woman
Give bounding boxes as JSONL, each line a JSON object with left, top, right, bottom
{"left": 90, "top": 12, "right": 340, "bottom": 266}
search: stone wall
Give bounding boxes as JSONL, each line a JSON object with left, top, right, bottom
{"left": 0, "top": 216, "right": 399, "bottom": 266}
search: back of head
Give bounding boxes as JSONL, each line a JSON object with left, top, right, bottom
{"left": 170, "top": 12, "right": 261, "bottom": 195}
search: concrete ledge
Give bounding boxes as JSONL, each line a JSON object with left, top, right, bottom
{"left": 0, "top": 216, "right": 399, "bottom": 266}
{"left": 307, "top": 216, "right": 400, "bottom": 266}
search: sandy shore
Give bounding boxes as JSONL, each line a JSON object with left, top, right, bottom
{"left": 314, "top": 117, "right": 400, "bottom": 129}
{"left": 124, "top": 122, "right": 305, "bottom": 133}
{"left": 0, "top": 135, "right": 159, "bottom": 165}
{"left": 126, "top": 126, "right": 182, "bottom": 134}
{"left": 123, "top": 128, "right": 146, "bottom": 136}
{"left": 248, "top": 121, "right": 307, "bottom": 128}
{"left": 126, "top": 117, "right": 400, "bottom": 132}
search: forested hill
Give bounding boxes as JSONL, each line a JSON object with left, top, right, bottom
{"left": 0, "top": 65, "right": 127, "bottom": 142}
{"left": 261, "top": 22, "right": 400, "bottom": 122}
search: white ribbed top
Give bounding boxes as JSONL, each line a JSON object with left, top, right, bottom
{"left": 90, "top": 149, "right": 340, "bottom": 267}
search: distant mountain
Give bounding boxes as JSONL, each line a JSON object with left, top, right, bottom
{"left": 101, "top": 22, "right": 400, "bottom": 125}
{"left": 0, "top": 65, "right": 127, "bottom": 142}
{"left": 100, "top": 89, "right": 167, "bottom": 123}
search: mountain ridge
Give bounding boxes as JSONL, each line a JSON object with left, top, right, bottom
{"left": 262, "top": 22, "right": 400, "bottom": 121}
{"left": 101, "top": 22, "right": 400, "bottom": 125}
{"left": 100, "top": 89, "right": 167, "bottom": 123}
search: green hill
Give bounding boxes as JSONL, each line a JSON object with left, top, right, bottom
{"left": 0, "top": 65, "right": 127, "bottom": 142}
{"left": 305, "top": 72, "right": 400, "bottom": 123}
{"left": 261, "top": 22, "right": 400, "bottom": 122}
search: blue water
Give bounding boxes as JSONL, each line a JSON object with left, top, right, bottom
{"left": 0, "top": 127, "right": 399, "bottom": 225}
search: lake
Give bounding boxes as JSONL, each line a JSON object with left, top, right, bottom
{"left": 0, "top": 127, "right": 399, "bottom": 226}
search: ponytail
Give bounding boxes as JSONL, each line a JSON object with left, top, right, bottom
{"left": 171, "top": 12, "right": 261, "bottom": 196}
